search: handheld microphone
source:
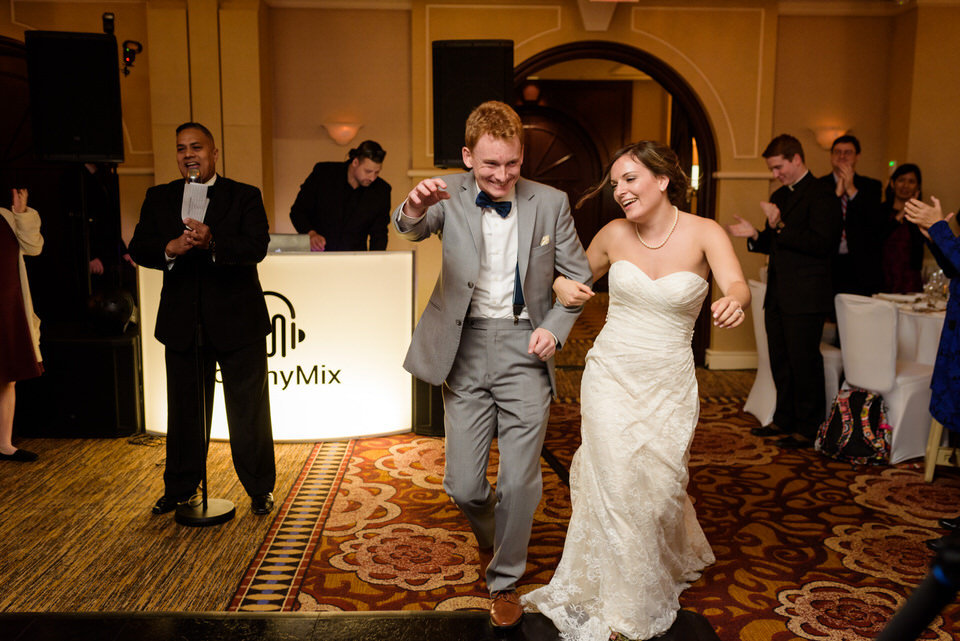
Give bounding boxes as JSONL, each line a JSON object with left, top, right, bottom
{"left": 187, "top": 168, "right": 201, "bottom": 183}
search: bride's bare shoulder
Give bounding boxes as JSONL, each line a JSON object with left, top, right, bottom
{"left": 593, "top": 218, "right": 633, "bottom": 244}
{"left": 684, "top": 213, "right": 725, "bottom": 236}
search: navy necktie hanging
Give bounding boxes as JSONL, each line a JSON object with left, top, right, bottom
{"left": 513, "top": 263, "right": 524, "bottom": 324}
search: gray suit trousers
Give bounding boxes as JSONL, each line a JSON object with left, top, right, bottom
{"left": 441, "top": 318, "right": 552, "bottom": 594}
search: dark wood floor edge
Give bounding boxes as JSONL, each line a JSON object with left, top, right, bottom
{"left": 0, "top": 610, "right": 495, "bottom": 620}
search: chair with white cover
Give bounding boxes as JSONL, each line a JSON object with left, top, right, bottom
{"left": 743, "top": 280, "right": 775, "bottom": 426}
{"left": 744, "top": 279, "right": 844, "bottom": 425}
{"left": 820, "top": 337, "right": 844, "bottom": 420}
{"left": 834, "top": 294, "right": 934, "bottom": 464}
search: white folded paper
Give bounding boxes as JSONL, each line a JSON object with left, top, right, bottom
{"left": 181, "top": 182, "right": 209, "bottom": 224}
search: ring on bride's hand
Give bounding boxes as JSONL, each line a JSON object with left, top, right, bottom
{"left": 736, "top": 308, "right": 744, "bottom": 316}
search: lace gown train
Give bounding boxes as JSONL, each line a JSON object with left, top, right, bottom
{"left": 523, "top": 260, "right": 715, "bottom": 641}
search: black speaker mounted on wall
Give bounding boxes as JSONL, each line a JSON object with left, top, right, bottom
{"left": 432, "top": 40, "right": 513, "bottom": 169}
{"left": 25, "top": 30, "right": 124, "bottom": 163}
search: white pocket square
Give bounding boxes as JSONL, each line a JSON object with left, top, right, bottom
{"left": 540, "top": 235, "right": 550, "bottom": 247}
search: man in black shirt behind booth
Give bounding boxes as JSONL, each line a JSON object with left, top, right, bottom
{"left": 289, "top": 140, "right": 391, "bottom": 252}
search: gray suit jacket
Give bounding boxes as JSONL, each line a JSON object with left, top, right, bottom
{"left": 395, "top": 173, "right": 591, "bottom": 395}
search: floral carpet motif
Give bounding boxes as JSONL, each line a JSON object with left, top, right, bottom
{"left": 234, "top": 397, "right": 960, "bottom": 639}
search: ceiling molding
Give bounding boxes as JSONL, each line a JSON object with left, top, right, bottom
{"left": 778, "top": 1, "right": 915, "bottom": 16}
{"left": 264, "top": 0, "right": 411, "bottom": 9}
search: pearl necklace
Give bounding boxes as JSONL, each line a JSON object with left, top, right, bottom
{"left": 635, "top": 206, "right": 679, "bottom": 250}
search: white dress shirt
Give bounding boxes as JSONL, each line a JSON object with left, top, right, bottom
{"left": 469, "top": 183, "right": 527, "bottom": 320}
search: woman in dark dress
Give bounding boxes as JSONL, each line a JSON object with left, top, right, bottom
{"left": 904, "top": 196, "right": 960, "bottom": 541}
{"left": 881, "top": 163, "right": 925, "bottom": 293}
{"left": 0, "top": 188, "right": 43, "bottom": 462}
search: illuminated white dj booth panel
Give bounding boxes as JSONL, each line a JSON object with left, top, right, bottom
{"left": 138, "top": 250, "right": 414, "bottom": 441}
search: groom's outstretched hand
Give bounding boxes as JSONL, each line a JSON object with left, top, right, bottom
{"left": 403, "top": 178, "right": 450, "bottom": 218}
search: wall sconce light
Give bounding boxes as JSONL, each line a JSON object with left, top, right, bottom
{"left": 323, "top": 122, "right": 362, "bottom": 146}
{"left": 812, "top": 126, "right": 848, "bottom": 150}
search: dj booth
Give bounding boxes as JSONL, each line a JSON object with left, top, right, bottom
{"left": 137, "top": 239, "right": 415, "bottom": 441}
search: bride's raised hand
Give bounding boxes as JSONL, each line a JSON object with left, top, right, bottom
{"left": 554, "top": 276, "right": 594, "bottom": 307}
{"left": 712, "top": 295, "right": 746, "bottom": 329}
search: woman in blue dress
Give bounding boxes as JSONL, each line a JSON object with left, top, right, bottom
{"left": 904, "top": 196, "right": 960, "bottom": 542}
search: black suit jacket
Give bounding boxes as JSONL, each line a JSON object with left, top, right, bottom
{"left": 289, "top": 161, "right": 391, "bottom": 251}
{"left": 818, "top": 172, "right": 884, "bottom": 295}
{"left": 749, "top": 172, "right": 842, "bottom": 315}
{"left": 128, "top": 176, "right": 271, "bottom": 352}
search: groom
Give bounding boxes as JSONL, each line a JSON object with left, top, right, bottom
{"left": 394, "top": 101, "right": 591, "bottom": 629}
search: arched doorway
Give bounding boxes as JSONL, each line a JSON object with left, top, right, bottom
{"left": 514, "top": 41, "right": 717, "bottom": 365}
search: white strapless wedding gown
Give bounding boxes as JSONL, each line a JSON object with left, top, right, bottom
{"left": 523, "top": 260, "right": 716, "bottom": 641}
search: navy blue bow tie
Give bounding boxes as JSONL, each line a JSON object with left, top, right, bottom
{"left": 476, "top": 191, "right": 512, "bottom": 217}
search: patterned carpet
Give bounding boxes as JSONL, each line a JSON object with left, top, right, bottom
{"left": 230, "top": 394, "right": 960, "bottom": 640}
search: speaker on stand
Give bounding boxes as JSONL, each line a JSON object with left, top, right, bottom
{"left": 14, "top": 31, "right": 141, "bottom": 440}
{"left": 24, "top": 30, "right": 124, "bottom": 164}
{"left": 432, "top": 40, "right": 514, "bottom": 169}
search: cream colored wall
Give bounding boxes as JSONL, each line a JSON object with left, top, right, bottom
{"left": 144, "top": 1, "right": 189, "bottom": 186}
{"left": 886, "top": 8, "right": 917, "bottom": 170}
{"left": 906, "top": 5, "right": 960, "bottom": 211}
{"left": 268, "top": 8, "right": 411, "bottom": 240}
{"left": 773, "top": 14, "right": 894, "bottom": 182}
{"left": 145, "top": 0, "right": 275, "bottom": 225}
{"left": 630, "top": 80, "right": 669, "bottom": 143}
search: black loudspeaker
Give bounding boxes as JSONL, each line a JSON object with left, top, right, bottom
{"left": 13, "top": 327, "right": 143, "bottom": 437}
{"left": 432, "top": 40, "right": 513, "bottom": 168}
{"left": 25, "top": 31, "right": 124, "bottom": 163}
{"left": 412, "top": 377, "right": 444, "bottom": 437}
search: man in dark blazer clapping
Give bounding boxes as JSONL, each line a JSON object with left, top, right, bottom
{"left": 727, "top": 134, "right": 842, "bottom": 449}
{"left": 819, "top": 134, "right": 884, "bottom": 297}
{"left": 129, "top": 122, "right": 276, "bottom": 516}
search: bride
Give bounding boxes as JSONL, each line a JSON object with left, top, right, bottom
{"left": 522, "top": 141, "right": 749, "bottom": 641}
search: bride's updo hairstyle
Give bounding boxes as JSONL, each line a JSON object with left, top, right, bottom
{"left": 576, "top": 140, "right": 689, "bottom": 210}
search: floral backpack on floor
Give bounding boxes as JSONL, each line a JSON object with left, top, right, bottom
{"left": 815, "top": 388, "right": 892, "bottom": 464}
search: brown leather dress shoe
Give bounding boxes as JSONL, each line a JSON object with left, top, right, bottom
{"left": 478, "top": 547, "right": 493, "bottom": 580}
{"left": 489, "top": 590, "right": 522, "bottom": 629}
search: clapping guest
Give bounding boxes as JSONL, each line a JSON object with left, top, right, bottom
{"left": 727, "top": 134, "right": 842, "bottom": 450}
{"left": 819, "top": 135, "right": 884, "bottom": 297}
{"left": 903, "top": 196, "right": 960, "bottom": 546}
{"left": 880, "top": 164, "right": 925, "bottom": 293}
{"left": 0, "top": 188, "right": 43, "bottom": 462}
